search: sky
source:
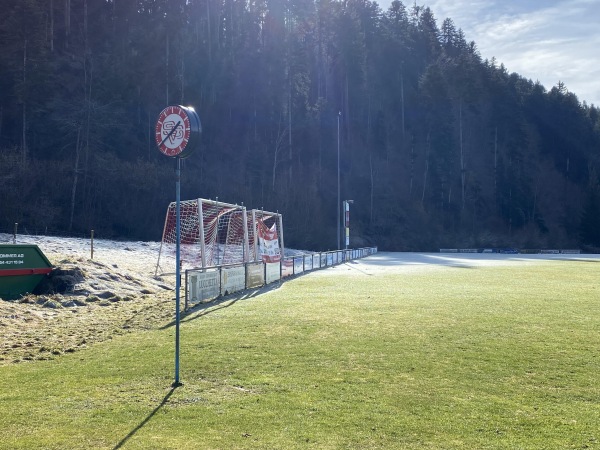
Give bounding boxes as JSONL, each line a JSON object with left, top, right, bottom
{"left": 377, "top": 0, "right": 600, "bottom": 107}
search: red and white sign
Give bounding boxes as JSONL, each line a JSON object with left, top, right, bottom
{"left": 155, "top": 105, "right": 201, "bottom": 158}
{"left": 155, "top": 106, "right": 192, "bottom": 156}
{"left": 258, "top": 221, "right": 281, "bottom": 263}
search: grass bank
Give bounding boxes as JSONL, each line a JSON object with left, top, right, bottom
{"left": 1, "top": 260, "right": 599, "bottom": 449}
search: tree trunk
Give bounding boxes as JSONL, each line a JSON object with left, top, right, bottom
{"left": 21, "top": 39, "right": 27, "bottom": 164}
{"left": 421, "top": 131, "right": 430, "bottom": 206}
{"left": 288, "top": 80, "right": 292, "bottom": 186}
{"left": 206, "top": 0, "right": 212, "bottom": 62}
{"left": 459, "top": 101, "right": 466, "bottom": 210}
{"left": 494, "top": 126, "right": 498, "bottom": 204}
{"left": 369, "top": 153, "right": 374, "bottom": 225}
{"left": 69, "top": 127, "right": 82, "bottom": 232}
{"left": 50, "top": 0, "right": 54, "bottom": 52}
{"left": 272, "top": 116, "right": 286, "bottom": 191}
{"left": 409, "top": 141, "right": 414, "bottom": 195}
{"left": 65, "top": 0, "right": 71, "bottom": 48}
{"left": 166, "top": 34, "right": 169, "bottom": 104}
{"left": 400, "top": 68, "right": 405, "bottom": 144}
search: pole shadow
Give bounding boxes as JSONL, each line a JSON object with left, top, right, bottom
{"left": 113, "top": 386, "right": 178, "bottom": 450}
{"left": 160, "top": 282, "right": 282, "bottom": 330}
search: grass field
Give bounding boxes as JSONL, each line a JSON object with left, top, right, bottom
{"left": 1, "top": 259, "right": 599, "bottom": 449}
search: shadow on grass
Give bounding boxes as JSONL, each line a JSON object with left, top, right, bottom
{"left": 160, "top": 282, "right": 283, "bottom": 330}
{"left": 341, "top": 261, "right": 374, "bottom": 276}
{"left": 113, "top": 385, "right": 178, "bottom": 450}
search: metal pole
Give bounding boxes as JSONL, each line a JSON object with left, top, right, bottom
{"left": 252, "top": 209, "right": 258, "bottom": 262}
{"left": 174, "top": 157, "right": 182, "bottom": 387}
{"left": 13, "top": 223, "right": 18, "bottom": 244}
{"left": 242, "top": 205, "right": 249, "bottom": 263}
{"left": 344, "top": 201, "right": 349, "bottom": 250}
{"left": 90, "top": 229, "right": 94, "bottom": 259}
{"left": 337, "top": 112, "right": 341, "bottom": 250}
{"left": 198, "top": 198, "right": 206, "bottom": 268}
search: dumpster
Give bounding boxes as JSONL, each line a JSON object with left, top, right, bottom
{"left": 0, "top": 245, "right": 53, "bottom": 300}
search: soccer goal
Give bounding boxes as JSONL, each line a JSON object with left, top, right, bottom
{"left": 155, "top": 199, "right": 284, "bottom": 275}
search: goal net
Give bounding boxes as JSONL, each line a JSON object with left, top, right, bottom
{"left": 155, "top": 199, "right": 284, "bottom": 275}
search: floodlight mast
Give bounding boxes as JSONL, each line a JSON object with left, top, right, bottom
{"left": 337, "top": 111, "right": 341, "bottom": 250}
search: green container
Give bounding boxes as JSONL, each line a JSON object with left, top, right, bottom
{"left": 0, "top": 245, "right": 53, "bottom": 300}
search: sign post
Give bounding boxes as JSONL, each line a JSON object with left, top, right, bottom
{"left": 155, "top": 105, "right": 201, "bottom": 387}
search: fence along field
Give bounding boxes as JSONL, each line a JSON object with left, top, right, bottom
{"left": 155, "top": 197, "right": 376, "bottom": 309}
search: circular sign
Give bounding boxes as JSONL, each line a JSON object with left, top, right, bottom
{"left": 155, "top": 105, "right": 201, "bottom": 158}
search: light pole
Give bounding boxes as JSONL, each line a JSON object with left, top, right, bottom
{"left": 343, "top": 200, "right": 353, "bottom": 249}
{"left": 337, "top": 111, "right": 341, "bottom": 250}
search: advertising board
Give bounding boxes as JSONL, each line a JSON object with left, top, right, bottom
{"left": 303, "top": 255, "right": 313, "bottom": 271}
{"left": 246, "top": 262, "right": 265, "bottom": 288}
{"left": 282, "top": 259, "right": 294, "bottom": 277}
{"left": 293, "top": 257, "right": 304, "bottom": 274}
{"left": 265, "top": 262, "right": 280, "bottom": 284}
{"left": 188, "top": 270, "right": 220, "bottom": 305}
{"left": 221, "top": 266, "right": 245, "bottom": 295}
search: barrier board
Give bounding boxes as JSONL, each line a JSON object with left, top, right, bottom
{"left": 221, "top": 266, "right": 245, "bottom": 295}
{"left": 188, "top": 270, "right": 220, "bottom": 305}
{"left": 313, "top": 254, "right": 320, "bottom": 269}
{"left": 293, "top": 257, "right": 304, "bottom": 274}
{"left": 265, "top": 262, "right": 280, "bottom": 284}
{"left": 282, "top": 259, "right": 294, "bottom": 277}
{"left": 246, "top": 263, "right": 265, "bottom": 288}
{"left": 304, "top": 255, "right": 313, "bottom": 271}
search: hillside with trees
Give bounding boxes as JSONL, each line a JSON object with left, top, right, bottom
{"left": 1, "top": 0, "right": 599, "bottom": 251}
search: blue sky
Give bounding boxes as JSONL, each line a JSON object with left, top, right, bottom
{"left": 377, "top": 0, "right": 600, "bottom": 107}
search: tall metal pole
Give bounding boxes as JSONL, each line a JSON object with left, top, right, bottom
{"left": 174, "top": 156, "right": 182, "bottom": 387}
{"left": 337, "top": 112, "right": 341, "bottom": 250}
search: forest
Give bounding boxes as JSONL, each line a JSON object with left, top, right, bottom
{"left": 1, "top": 0, "right": 600, "bottom": 251}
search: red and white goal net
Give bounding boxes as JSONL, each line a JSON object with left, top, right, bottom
{"left": 155, "top": 199, "right": 283, "bottom": 275}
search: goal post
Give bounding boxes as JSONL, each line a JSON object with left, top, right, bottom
{"left": 155, "top": 199, "right": 284, "bottom": 275}
{"left": 249, "top": 209, "right": 284, "bottom": 264}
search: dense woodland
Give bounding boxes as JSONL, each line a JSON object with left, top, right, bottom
{"left": 1, "top": 0, "right": 600, "bottom": 251}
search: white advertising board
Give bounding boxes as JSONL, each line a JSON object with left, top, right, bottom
{"left": 304, "top": 255, "right": 313, "bottom": 271}
{"left": 221, "top": 266, "right": 246, "bottom": 295}
{"left": 265, "top": 262, "right": 280, "bottom": 284}
{"left": 188, "top": 270, "right": 220, "bottom": 305}
{"left": 293, "top": 257, "right": 304, "bottom": 274}
{"left": 282, "top": 259, "right": 294, "bottom": 277}
{"left": 246, "top": 263, "right": 265, "bottom": 288}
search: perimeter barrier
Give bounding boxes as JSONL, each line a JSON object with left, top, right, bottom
{"left": 185, "top": 247, "right": 378, "bottom": 309}
{"left": 439, "top": 248, "right": 581, "bottom": 254}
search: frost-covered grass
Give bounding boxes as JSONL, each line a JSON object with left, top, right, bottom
{"left": 0, "top": 260, "right": 599, "bottom": 449}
